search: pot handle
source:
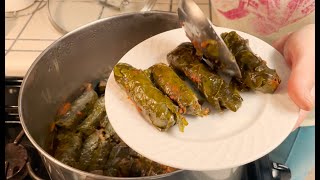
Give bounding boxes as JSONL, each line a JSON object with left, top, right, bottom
{"left": 26, "top": 162, "right": 45, "bottom": 180}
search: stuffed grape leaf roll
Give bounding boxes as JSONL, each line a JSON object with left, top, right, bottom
{"left": 113, "top": 63, "right": 188, "bottom": 132}
{"left": 167, "top": 42, "right": 243, "bottom": 112}
{"left": 54, "top": 131, "right": 83, "bottom": 167}
{"left": 77, "top": 96, "right": 106, "bottom": 137}
{"left": 221, "top": 31, "right": 281, "bottom": 93}
{"left": 148, "top": 63, "right": 209, "bottom": 116}
{"left": 55, "top": 84, "right": 98, "bottom": 130}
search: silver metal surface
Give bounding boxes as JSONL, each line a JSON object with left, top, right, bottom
{"left": 5, "top": 121, "right": 21, "bottom": 124}
{"left": 27, "top": 162, "right": 46, "bottom": 180}
{"left": 13, "top": 130, "right": 25, "bottom": 144}
{"left": 178, "top": 0, "right": 241, "bottom": 78}
{"left": 47, "top": 0, "right": 157, "bottom": 34}
{"left": 19, "top": 11, "right": 185, "bottom": 180}
{"left": 5, "top": 161, "right": 9, "bottom": 176}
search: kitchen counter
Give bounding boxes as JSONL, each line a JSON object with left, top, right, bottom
{"left": 5, "top": 0, "right": 212, "bottom": 77}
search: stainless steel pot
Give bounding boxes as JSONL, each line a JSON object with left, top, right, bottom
{"left": 18, "top": 11, "right": 185, "bottom": 180}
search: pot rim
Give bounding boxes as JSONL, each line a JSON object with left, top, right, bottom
{"left": 18, "top": 11, "right": 183, "bottom": 179}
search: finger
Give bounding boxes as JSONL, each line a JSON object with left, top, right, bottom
{"left": 283, "top": 25, "right": 315, "bottom": 111}
{"left": 272, "top": 32, "right": 292, "bottom": 55}
{"left": 287, "top": 62, "right": 314, "bottom": 111}
{"left": 292, "top": 109, "right": 310, "bottom": 131}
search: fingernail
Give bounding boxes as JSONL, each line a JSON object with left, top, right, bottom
{"left": 304, "top": 86, "right": 315, "bottom": 108}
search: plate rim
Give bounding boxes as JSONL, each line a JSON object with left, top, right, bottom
{"left": 105, "top": 27, "right": 299, "bottom": 171}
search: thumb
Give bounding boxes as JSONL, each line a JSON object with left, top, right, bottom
{"left": 282, "top": 25, "right": 315, "bottom": 111}
{"left": 272, "top": 32, "right": 293, "bottom": 67}
{"left": 272, "top": 32, "right": 292, "bottom": 55}
{"left": 286, "top": 60, "right": 314, "bottom": 111}
{"left": 292, "top": 108, "right": 313, "bottom": 131}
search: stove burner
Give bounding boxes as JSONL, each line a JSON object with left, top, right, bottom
{"left": 5, "top": 143, "right": 28, "bottom": 179}
{"left": 5, "top": 129, "right": 46, "bottom": 180}
{"left": 5, "top": 77, "right": 50, "bottom": 180}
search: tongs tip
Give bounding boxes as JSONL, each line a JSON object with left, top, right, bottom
{"left": 177, "top": 0, "right": 242, "bottom": 79}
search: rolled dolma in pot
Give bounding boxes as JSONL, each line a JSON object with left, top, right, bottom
{"left": 78, "top": 118, "right": 115, "bottom": 172}
{"left": 78, "top": 130, "right": 100, "bottom": 170}
{"left": 88, "top": 138, "right": 113, "bottom": 172}
{"left": 100, "top": 116, "right": 117, "bottom": 140}
{"left": 146, "top": 161, "right": 177, "bottom": 176}
{"left": 95, "top": 79, "right": 107, "bottom": 95}
{"left": 148, "top": 63, "right": 209, "bottom": 116}
{"left": 130, "top": 155, "right": 177, "bottom": 177}
{"left": 114, "top": 63, "right": 188, "bottom": 132}
{"left": 77, "top": 96, "right": 106, "bottom": 137}
{"left": 104, "top": 142, "right": 136, "bottom": 177}
{"left": 55, "top": 84, "right": 98, "bottom": 129}
{"left": 221, "top": 31, "right": 281, "bottom": 93}
{"left": 130, "top": 158, "right": 147, "bottom": 177}
{"left": 167, "top": 42, "right": 243, "bottom": 112}
{"left": 54, "top": 131, "right": 83, "bottom": 167}
{"left": 91, "top": 119, "right": 118, "bottom": 171}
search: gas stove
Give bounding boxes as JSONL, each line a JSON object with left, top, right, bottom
{"left": 5, "top": 77, "right": 50, "bottom": 180}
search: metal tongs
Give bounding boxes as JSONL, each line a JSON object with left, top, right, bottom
{"left": 177, "top": 0, "right": 242, "bottom": 78}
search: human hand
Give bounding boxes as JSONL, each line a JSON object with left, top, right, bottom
{"left": 272, "top": 24, "right": 315, "bottom": 130}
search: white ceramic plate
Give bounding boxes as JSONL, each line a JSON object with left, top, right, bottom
{"left": 105, "top": 28, "right": 299, "bottom": 171}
